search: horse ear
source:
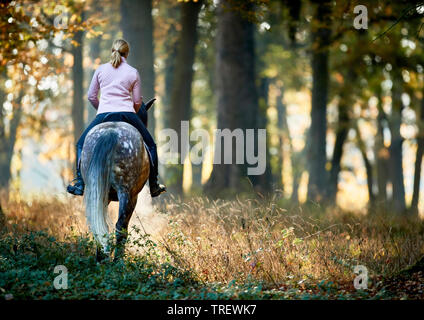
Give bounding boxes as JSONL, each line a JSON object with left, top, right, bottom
{"left": 145, "top": 98, "right": 156, "bottom": 111}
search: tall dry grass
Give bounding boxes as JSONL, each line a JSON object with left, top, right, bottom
{"left": 1, "top": 194, "right": 423, "bottom": 290}
{"left": 157, "top": 197, "right": 424, "bottom": 288}
{"left": 1, "top": 195, "right": 87, "bottom": 236}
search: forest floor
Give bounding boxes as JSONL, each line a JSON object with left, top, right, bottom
{"left": 0, "top": 195, "right": 424, "bottom": 300}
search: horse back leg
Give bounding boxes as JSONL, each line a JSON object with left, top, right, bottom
{"left": 114, "top": 190, "right": 137, "bottom": 261}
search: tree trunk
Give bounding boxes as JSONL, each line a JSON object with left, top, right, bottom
{"left": 275, "top": 88, "right": 285, "bottom": 191}
{"left": 375, "top": 90, "right": 389, "bottom": 209}
{"left": 327, "top": 92, "right": 350, "bottom": 204}
{"left": 411, "top": 135, "right": 424, "bottom": 215}
{"left": 204, "top": 0, "right": 258, "bottom": 197}
{"left": 71, "top": 23, "right": 85, "bottom": 147}
{"left": 275, "top": 87, "right": 305, "bottom": 203}
{"left": 250, "top": 77, "right": 273, "bottom": 194}
{"left": 0, "top": 76, "right": 6, "bottom": 190}
{"left": 355, "top": 121, "right": 376, "bottom": 209}
{"left": 0, "top": 201, "right": 5, "bottom": 229}
{"left": 307, "top": 0, "right": 332, "bottom": 202}
{"left": 120, "top": 0, "right": 156, "bottom": 135}
{"left": 389, "top": 75, "right": 406, "bottom": 214}
{"left": 87, "top": 35, "right": 101, "bottom": 123}
{"left": 162, "top": 6, "right": 179, "bottom": 130}
{"left": 0, "top": 88, "right": 24, "bottom": 191}
{"left": 167, "top": 0, "right": 203, "bottom": 195}
{"left": 161, "top": 4, "right": 179, "bottom": 186}
{"left": 410, "top": 93, "right": 424, "bottom": 215}
{"left": 290, "top": 159, "right": 302, "bottom": 203}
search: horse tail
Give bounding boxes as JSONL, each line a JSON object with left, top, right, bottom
{"left": 83, "top": 130, "right": 119, "bottom": 251}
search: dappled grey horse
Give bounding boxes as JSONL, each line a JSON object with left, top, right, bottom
{"left": 80, "top": 121, "right": 150, "bottom": 262}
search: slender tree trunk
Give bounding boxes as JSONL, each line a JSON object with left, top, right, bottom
{"left": 87, "top": 35, "right": 101, "bottom": 123}
{"left": 291, "top": 162, "right": 302, "bottom": 203}
{"left": 120, "top": 0, "right": 156, "bottom": 135}
{"left": 71, "top": 23, "right": 85, "bottom": 146}
{"left": 204, "top": 0, "right": 258, "bottom": 197}
{"left": 282, "top": 94, "right": 305, "bottom": 204}
{"left": 167, "top": 0, "right": 203, "bottom": 195}
{"left": 307, "top": 0, "right": 332, "bottom": 202}
{"left": 291, "top": 148, "right": 306, "bottom": 204}
{"left": 276, "top": 86, "right": 304, "bottom": 202}
{"left": 326, "top": 69, "right": 357, "bottom": 204}
{"left": 327, "top": 99, "right": 350, "bottom": 204}
{"left": 276, "top": 88, "right": 285, "bottom": 191}
{"left": 389, "top": 75, "right": 406, "bottom": 214}
{"left": 411, "top": 134, "right": 424, "bottom": 215}
{"left": 191, "top": 6, "right": 216, "bottom": 191}
{"left": 355, "top": 121, "right": 375, "bottom": 209}
{"left": 163, "top": 42, "right": 177, "bottom": 129}
{"left": 410, "top": 94, "right": 424, "bottom": 215}
{"left": 0, "top": 76, "right": 6, "bottom": 190}
{"left": 162, "top": 7, "right": 179, "bottom": 130}
{"left": 0, "top": 89, "right": 23, "bottom": 191}
{"left": 251, "top": 77, "right": 273, "bottom": 194}
{"left": 375, "top": 91, "right": 389, "bottom": 208}
{"left": 161, "top": 4, "right": 180, "bottom": 186}
{"left": 0, "top": 201, "right": 5, "bottom": 228}
{"left": 85, "top": 0, "right": 103, "bottom": 123}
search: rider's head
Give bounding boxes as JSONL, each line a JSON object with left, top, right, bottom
{"left": 110, "top": 39, "right": 130, "bottom": 68}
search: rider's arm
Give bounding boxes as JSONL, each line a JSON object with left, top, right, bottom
{"left": 132, "top": 70, "right": 143, "bottom": 113}
{"left": 87, "top": 68, "right": 100, "bottom": 109}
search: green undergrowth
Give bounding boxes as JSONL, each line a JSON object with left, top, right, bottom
{"left": 0, "top": 219, "right": 419, "bottom": 300}
{"left": 0, "top": 228, "right": 277, "bottom": 299}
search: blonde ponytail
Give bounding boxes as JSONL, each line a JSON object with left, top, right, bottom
{"left": 110, "top": 50, "right": 121, "bottom": 68}
{"left": 110, "top": 39, "right": 130, "bottom": 68}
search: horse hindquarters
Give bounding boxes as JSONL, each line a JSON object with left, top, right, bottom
{"left": 83, "top": 131, "right": 119, "bottom": 256}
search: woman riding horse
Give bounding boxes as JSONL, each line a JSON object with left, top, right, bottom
{"left": 67, "top": 39, "right": 166, "bottom": 198}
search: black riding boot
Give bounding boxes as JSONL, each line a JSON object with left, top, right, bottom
{"left": 147, "top": 145, "right": 166, "bottom": 198}
{"left": 150, "top": 175, "right": 166, "bottom": 198}
{"left": 67, "top": 146, "right": 85, "bottom": 196}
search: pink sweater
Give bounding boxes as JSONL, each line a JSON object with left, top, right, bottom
{"left": 87, "top": 57, "right": 142, "bottom": 114}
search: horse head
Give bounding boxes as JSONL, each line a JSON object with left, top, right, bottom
{"left": 137, "top": 98, "right": 156, "bottom": 128}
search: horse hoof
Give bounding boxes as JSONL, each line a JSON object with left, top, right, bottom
{"left": 113, "top": 256, "right": 124, "bottom": 263}
{"left": 96, "top": 249, "right": 109, "bottom": 263}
